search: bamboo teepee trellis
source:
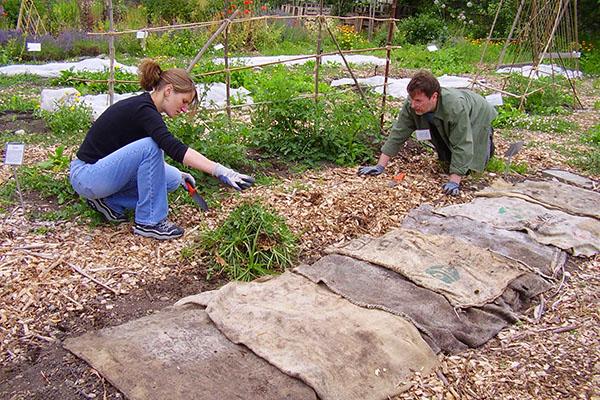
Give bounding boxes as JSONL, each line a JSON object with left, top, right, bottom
{"left": 472, "top": 0, "right": 582, "bottom": 109}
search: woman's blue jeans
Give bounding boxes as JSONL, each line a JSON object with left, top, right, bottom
{"left": 70, "top": 138, "right": 182, "bottom": 225}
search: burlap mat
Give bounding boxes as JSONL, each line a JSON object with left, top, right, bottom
{"left": 197, "top": 271, "right": 438, "bottom": 400}
{"left": 436, "top": 197, "right": 600, "bottom": 256}
{"left": 326, "top": 229, "right": 526, "bottom": 307}
{"left": 63, "top": 305, "right": 316, "bottom": 400}
{"left": 477, "top": 179, "right": 600, "bottom": 219}
{"left": 296, "top": 254, "right": 551, "bottom": 354}
{"left": 401, "top": 204, "right": 566, "bottom": 276}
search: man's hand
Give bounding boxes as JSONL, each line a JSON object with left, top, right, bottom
{"left": 181, "top": 172, "right": 196, "bottom": 188}
{"left": 214, "top": 163, "right": 255, "bottom": 191}
{"left": 442, "top": 181, "right": 460, "bottom": 196}
{"left": 357, "top": 164, "right": 385, "bottom": 176}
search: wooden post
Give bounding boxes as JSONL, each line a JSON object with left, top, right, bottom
{"left": 224, "top": 14, "right": 231, "bottom": 122}
{"left": 108, "top": 0, "right": 115, "bottom": 105}
{"left": 313, "top": 0, "right": 324, "bottom": 104}
{"left": 379, "top": 0, "right": 397, "bottom": 130}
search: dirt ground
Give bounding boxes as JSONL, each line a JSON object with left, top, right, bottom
{"left": 0, "top": 77, "right": 599, "bottom": 400}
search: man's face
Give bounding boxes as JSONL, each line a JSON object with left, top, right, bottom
{"left": 409, "top": 91, "right": 438, "bottom": 115}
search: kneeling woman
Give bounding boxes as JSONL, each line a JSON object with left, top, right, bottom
{"left": 70, "top": 59, "right": 254, "bottom": 240}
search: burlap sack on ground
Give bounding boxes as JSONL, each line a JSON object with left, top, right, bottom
{"left": 202, "top": 271, "right": 438, "bottom": 400}
{"left": 477, "top": 179, "right": 600, "bottom": 219}
{"left": 63, "top": 306, "right": 316, "bottom": 400}
{"left": 296, "top": 254, "right": 551, "bottom": 354}
{"left": 326, "top": 229, "right": 525, "bottom": 307}
{"left": 401, "top": 204, "right": 566, "bottom": 276}
{"left": 436, "top": 197, "right": 600, "bottom": 257}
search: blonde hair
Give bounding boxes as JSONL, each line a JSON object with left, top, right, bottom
{"left": 138, "top": 59, "right": 198, "bottom": 105}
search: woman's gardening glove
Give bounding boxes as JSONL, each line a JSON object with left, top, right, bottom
{"left": 181, "top": 172, "right": 196, "bottom": 188}
{"left": 214, "top": 163, "right": 255, "bottom": 191}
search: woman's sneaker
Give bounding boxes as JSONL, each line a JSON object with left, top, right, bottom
{"left": 86, "top": 198, "right": 128, "bottom": 223}
{"left": 133, "top": 219, "right": 184, "bottom": 240}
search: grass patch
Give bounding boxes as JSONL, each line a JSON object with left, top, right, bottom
{"left": 0, "top": 74, "right": 44, "bottom": 88}
{"left": 485, "top": 156, "right": 528, "bottom": 175}
{"left": 187, "top": 201, "right": 297, "bottom": 281}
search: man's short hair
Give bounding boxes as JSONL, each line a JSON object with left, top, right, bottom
{"left": 407, "top": 70, "right": 441, "bottom": 98}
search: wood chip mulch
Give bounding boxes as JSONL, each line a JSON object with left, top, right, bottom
{"left": 1, "top": 107, "right": 599, "bottom": 399}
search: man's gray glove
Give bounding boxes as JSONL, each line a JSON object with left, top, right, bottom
{"left": 181, "top": 172, "right": 196, "bottom": 188}
{"left": 357, "top": 164, "right": 385, "bottom": 176}
{"left": 442, "top": 181, "right": 460, "bottom": 196}
{"left": 214, "top": 163, "right": 255, "bottom": 191}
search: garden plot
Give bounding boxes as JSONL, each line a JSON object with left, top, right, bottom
{"left": 60, "top": 176, "right": 595, "bottom": 400}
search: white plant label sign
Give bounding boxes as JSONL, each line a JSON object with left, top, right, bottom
{"left": 486, "top": 93, "right": 503, "bottom": 106}
{"left": 26, "top": 42, "right": 41, "bottom": 52}
{"left": 4, "top": 143, "right": 25, "bottom": 165}
{"left": 136, "top": 31, "right": 148, "bottom": 39}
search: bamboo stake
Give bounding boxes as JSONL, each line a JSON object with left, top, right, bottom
{"left": 323, "top": 22, "right": 367, "bottom": 102}
{"left": 186, "top": 9, "right": 240, "bottom": 73}
{"left": 498, "top": 0, "right": 526, "bottom": 68}
{"left": 470, "top": 0, "right": 504, "bottom": 89}
{"left": 107, "top": 0, "right": 115, "bottom": 105}
{"left": 380, "top": 0, "right": 398, "bottom": 131}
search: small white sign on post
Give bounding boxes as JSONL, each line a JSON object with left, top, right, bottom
{"left": 213, "top": 43, "right": 224, "bottom": 51}
{"left": 486, "top": 92, "right": 504, "bottom": 106}
{"left": 26, "top": 42, "right": 42, "bottom": 52}
{"left": 4, "top": 142, "right": 25, "bottom": 165}
{"left": 136, "top": 31, "right": 148, "bottom": 39}
{"left": 427, "top": 44, "right": 438, "bottom": 52}
{"left": 4, "top": 142, "right": 25, "bottom": 209}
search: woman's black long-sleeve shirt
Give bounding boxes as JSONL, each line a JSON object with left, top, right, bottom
{"left": 76, "top": 92, "right": 188, "bottom": 164}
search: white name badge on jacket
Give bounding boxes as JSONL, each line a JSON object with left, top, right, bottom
{"left": 415, "top": 129, "right": 432, "bottom": 141}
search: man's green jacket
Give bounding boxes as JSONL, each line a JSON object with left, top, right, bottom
{"left": 381, "top": 87, "right": 498, "bottom": 176}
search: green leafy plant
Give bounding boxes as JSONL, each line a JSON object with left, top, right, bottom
{"left": 166, "top": 113, "right": 255, "bottom": 171}
{"left": 194, "top": 201, "right": 298, "bottom": 281}
{"left": 50, "top": 68, "right": 139, "bottom": 95}
{"left": 38, "top": 102, "right": 93, "bottom": 139}
{"left": 485, "top": 156, "right": 528, "bottom": 174}
{"left": 504, "top": 75, "right": 574, "bottom": 115}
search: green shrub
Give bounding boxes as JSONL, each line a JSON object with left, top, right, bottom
{"left": 194, "top": 201, "right": 297, "bottom": 281}
{"left": 247, "top": 65, "right": 381, "bottom": 166}
{"left": 396, "top": 13, "right": 449, "bottom": 45}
